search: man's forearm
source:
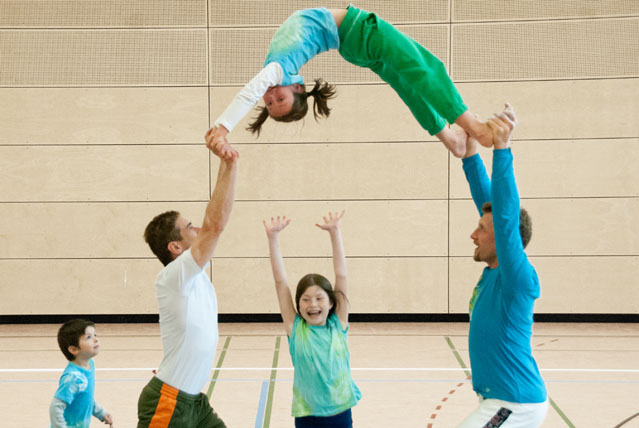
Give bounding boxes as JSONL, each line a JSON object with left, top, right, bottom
{"left": 203, "top": 158, "right": 238, "bottom": 233}
{"left": 462, "top": 153, "right": 491, "bottom": 215}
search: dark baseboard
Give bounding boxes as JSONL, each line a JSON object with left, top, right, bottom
{"left": 0, "top": 313, "right": 637, "bottom": 324}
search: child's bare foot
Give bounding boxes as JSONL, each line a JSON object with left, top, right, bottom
{"left": 455, "top": 111, "right": 493, "bottom": 148}
{"left": 469, "top": 121, "right": 493, "bottom": 148}
{"left": 436, "top": 126, "right": 467, "bottom": 158}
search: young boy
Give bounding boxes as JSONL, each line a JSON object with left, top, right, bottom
{"left": 50, "top": 319, "right": 114, "bottom": 428}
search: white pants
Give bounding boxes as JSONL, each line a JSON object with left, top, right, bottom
{"left": 457, "top": 396, "right": 549, "bottom": 428}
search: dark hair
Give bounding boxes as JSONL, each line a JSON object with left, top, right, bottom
{"left": 144, "top": 210, "right": 182, "bottom": 266}
{"left": 246, "top": 78, "right": 337, "bottom": 136}
{"left": 295, "top": 273, "right": 342, "bottom": 317}
{"left": 481, "top": 202, "right": 532, "bottom": 249}
{"left": 57, "top": 319, "right": 95, "bottom": 361}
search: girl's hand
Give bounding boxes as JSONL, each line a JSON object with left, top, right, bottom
{"left": 263, "top": 216, "right": 291, "bottom": 237}
{"left": 315, "top": 210, "right": 345, "bottom": 232}
{"left": 205, "top": 126, "right": 238, "bottom": 160}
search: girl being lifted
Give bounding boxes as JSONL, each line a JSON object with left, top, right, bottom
{"left": 213, "top": 5, "right": 495, "bottom": 159}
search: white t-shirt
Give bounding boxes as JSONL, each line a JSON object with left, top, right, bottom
{"left": 154, "top": 248, "right": 218, "bottom": 394}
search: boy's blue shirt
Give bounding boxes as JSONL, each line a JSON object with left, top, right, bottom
{"left": 53, "top": 359, "right": 96, "bottom": 428}
{"left": 463, "top": 150, "right": 547, "bottom": 403}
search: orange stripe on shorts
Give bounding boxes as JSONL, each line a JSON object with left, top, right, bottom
{"left": 148, "top": 383, "right": 179, "bottom": 428}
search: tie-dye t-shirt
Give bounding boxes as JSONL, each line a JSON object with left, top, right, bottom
{"left": 264, "top": 8, "right": 339, "bottom": 86}
{"left": 53, "top": 360, "right": 96, "bottom": 428}
{"left": 288, "top": 313, "right": 361, "bottom": 417}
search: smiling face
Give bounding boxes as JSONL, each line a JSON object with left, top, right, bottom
{"left": 298, "top": 285, "right": 334, "bottom": 326}
{"left": 470, "top": 212, "right": 498, "bottom": 268}
{"left": 263, "top": 84, "right": 304, "bottom": 118}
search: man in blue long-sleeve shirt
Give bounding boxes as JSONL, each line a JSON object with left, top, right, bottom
{"left": 457, "top": 104, "right": 548, "bottom": 428}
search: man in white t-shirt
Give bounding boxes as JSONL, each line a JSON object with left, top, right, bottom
{"left": 137, "top": 127, "right": 238, "bottom": 428}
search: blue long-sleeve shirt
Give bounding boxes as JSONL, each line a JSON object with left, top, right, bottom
{"left": 462, "top": 150, "right": 546, "bottom": 403}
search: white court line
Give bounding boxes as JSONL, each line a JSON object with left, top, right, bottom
{"left": 1, "top": 367, "right": 638, "bottom": 373}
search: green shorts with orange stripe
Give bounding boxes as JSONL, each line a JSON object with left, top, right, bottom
{"left": 137, "top": 376, "right": 227, "bottom": 428}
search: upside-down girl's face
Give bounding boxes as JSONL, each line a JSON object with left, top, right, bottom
{"left": 298, "top": 285, "right": 333, "bottom": 327}
{"left": 263, "top": 85, "right": 302, "bottom": 118}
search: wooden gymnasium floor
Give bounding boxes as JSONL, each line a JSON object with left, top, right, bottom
{"left": 1, "top": 322, "right": 638, "bottom": 428}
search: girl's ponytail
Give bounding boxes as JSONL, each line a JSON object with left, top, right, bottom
{"left": 307, "top": 78, "right": 337, "bottom": 120}
{"left": 246, "top": 106, "right": 270, "bottom": 136}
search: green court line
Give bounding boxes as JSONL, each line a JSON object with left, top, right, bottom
{"left": 207, "top": 336, "right": 232, "bottom": 399}
{"left": 445, "top": 336, "right": 576, "bottom": 427}
{"left": 549, "top": 397, "right": 576, "bottom": 428}
{"left": 262, "top": 336, "right": 281, "bottom": 428}
{"left": 444, "top": 336, "right": 471, "bottom": 378}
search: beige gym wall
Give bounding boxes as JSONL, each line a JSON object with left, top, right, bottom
{"left": 0, "top": 1, "right": 637, "bottom": 316}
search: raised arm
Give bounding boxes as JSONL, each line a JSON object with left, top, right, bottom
{"left": 462, "top": 136, "right": 491, "bottom": 215}
{"left": 316, "top": 210, "right": 349, "bottom": 328}
{"left": 264, "top": 216, "right": 296, "bottom": 336}
{"left": 212, "top": 63, "right": 283, "bottom": 158}
{"left": 489, "top": 104, "right": 533, "bottom": 290}
{"left": 189, "top": 127, "right": 239, "bottom": 268}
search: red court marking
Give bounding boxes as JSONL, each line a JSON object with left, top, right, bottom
{"left": 536, "top": 338, "right": 559, "bottom": 347}
{"left": 426, "top": 376, "right": 471, "bottom": 426}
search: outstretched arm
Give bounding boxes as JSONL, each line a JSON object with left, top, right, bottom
{"left": 462, "top": 136, "right": 491, "bottom": 215}
{"left": 264, "top": 216, "right": 296, "bottom": 336}
{"left": 489, "top": 104, "right": 534, "bottom": 291}
{"left": 316, "top": 210, "right": 349, "bottom": 328}
{"left": 189, "top": 127, "right": 239, "bottom": 268}
{"left": 212, "top": 63, "right": 283, "bottom": 158}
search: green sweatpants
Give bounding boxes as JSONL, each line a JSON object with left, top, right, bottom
{"left": 338, "top": 5, "right": 468, "bottom": 135}
{"left": 137, "top": 377, "right": 226, "bottom": 428}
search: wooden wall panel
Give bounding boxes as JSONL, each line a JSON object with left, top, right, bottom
{"left": 0, "top": 201, "right": 448, "bottom": 259}
{"left": 0, "top": 202, "right": 207, "bottom": 259}
{"left": 0, "top": 259, "right": 161, "bottom": 314}
{"left": 209, "top": 1, "right": 450, "bottom": 26}
{"left": 452, "top": 19, "right": 639, "bottom": 81}
{"left": 0, "top": 256, "right": 450, "bottom": 315}
{"left": 449, "top": 256, "right": 639, "bottom": 314}
{"left": 449, "top": 139, "right": 639, "bottom": 199}
{"left": 0, "top": 146, "right": 210, "bottom": 202}
{"left": 213, "top": 257, "right": 449, "bottom": 313}
{"left": 458, "top": 79, "right": 639, "bottom": 140}
{"left": 453, "top": 0, "right": 639, "bottom": 22}
{"left": 450, "top": 198, "right": 639, "bottom": 256}
{"left": 0, "top": 88, "right": 209, "bottom": 145}
{"left": 0, "top": 0, "right": 206, "bottom": 28}
{"left": 216, "top": 200, "right": 449, "bottom": 258}
{"left": 231, "top": 143, "right": 448, "bottom": 200}
{"left": 0, "top": 30, "right": 207, "bottom": 86}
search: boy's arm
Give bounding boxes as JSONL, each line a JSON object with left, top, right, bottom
{"left": 264, "top": 217, "right": 297, "bottom": 336}
{"left": 190, "top": 132, "right": 239, "bottom": 269}
{"left": 316, "top": 211, "right": 349, "bottom": 328}
{"left": 462, "top": 136, "right": 491, "bottom": 215}
{"left": 93, "top": 401, "right": 113, "bottom": 426}
{"left": 50, "top": 397, "right": 69, "bottom": 428}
